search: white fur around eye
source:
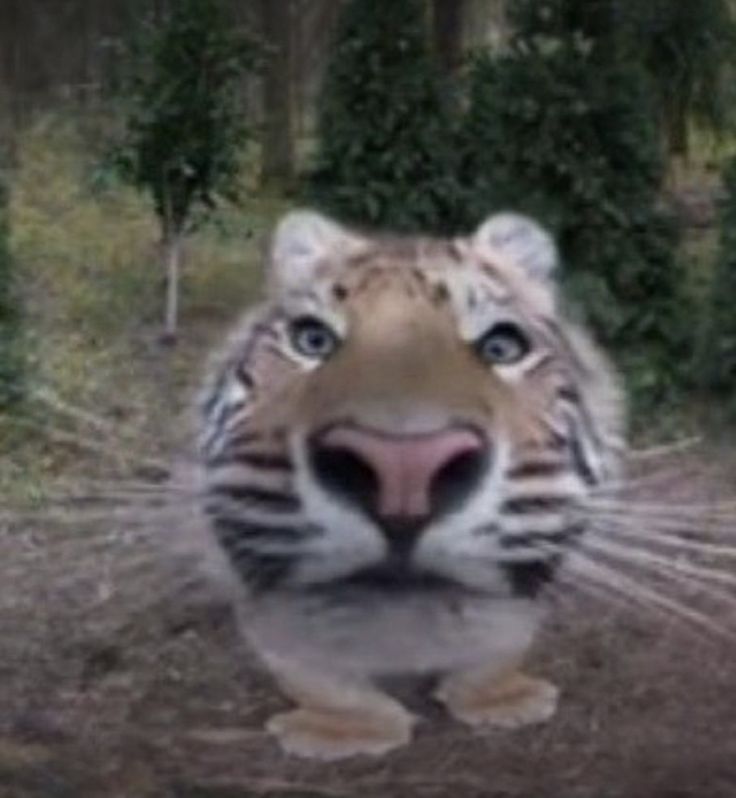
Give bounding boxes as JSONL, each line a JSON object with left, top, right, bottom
{"left": 442, "top": 269, "right": 506, "bottom": 342}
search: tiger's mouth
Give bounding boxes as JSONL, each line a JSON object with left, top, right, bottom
{"left": 308, "top": 559, "right": 474, "bottom": 595}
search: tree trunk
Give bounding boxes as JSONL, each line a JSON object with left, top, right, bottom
{"left": 432, "top": 0, "right": 466, "bottom": 76}
{"left": 663, "top": 97, "right": 690, "bottom": 190}
{"left": 259, "top": 0, "right": 295, "bottom": 190}
{"left": 162, "top": 231, "right": 182, "bottom": 345}
{"left": 1, "top": 0, "right": 24, "bottom": 146}
{"left": 668, "top": 101, "right": 690, "bottom": 160}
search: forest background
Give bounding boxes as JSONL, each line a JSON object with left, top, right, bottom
{"left": 3, "top": 0, "right": 736, "bottom": 458}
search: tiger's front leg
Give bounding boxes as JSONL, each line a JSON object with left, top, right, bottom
{"left": 264, "top": 655, "right": 416, "bottom": 760}
{"left": 435, "top": 664, "right": 559, "bottom": 730}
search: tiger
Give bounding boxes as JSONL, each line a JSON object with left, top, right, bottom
{"left": 196, "top": 209, "right": 625, "bottom": 760}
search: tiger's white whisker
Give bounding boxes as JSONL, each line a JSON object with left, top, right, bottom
{"left": 580, "top": 535, "right": 736, "bottom": 601}
{"left": 564, "top": 551, "right": 733, "bottom": 638}
{"left": 553, "top": 569, "right": 646, "bottom": 616}
{"left": 587, "top": 497, "right": 736, "bottom": 513}
{"left": 588, "top": 464, "right": 704, "bottom": 495}
{"left": 588, "top": 521, "right": 736, "bottom": 557}
{"left": 587, "top": 512, "right": 736, "bottom": 537}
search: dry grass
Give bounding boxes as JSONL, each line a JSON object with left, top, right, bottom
{"left": 1, "top": 114, "right": 285, "bottom": 498}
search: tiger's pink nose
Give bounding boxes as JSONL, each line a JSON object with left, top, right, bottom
{"left": 310, "top": 424, "right": 488, "bottom": 523}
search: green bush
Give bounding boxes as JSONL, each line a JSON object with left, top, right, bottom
{"left": 460, "top": 0, "right": 691, "bottom": 407}
{"left": 0, "top": 174, "right": 24, "bottom": 408}
{"left": 306, "top": 0, "right": 464, "bottom": 234}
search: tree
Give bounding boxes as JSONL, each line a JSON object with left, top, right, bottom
{"left": 625, "top": 0, "right": 736, "bottom": 164}
{"left": 0, "top": 173, "right": 23, "bottom": 407}
{"left": 306, "top": 0, "right": 464, "bottom": 235}
{"left": 461, "top": 0, "right": 689, "bottom": 404}
{"left": 702, "top": 158, "right": 736, "bottom": 404}
{"left": 432, "top": 0, "right": 466, "bottom": 77}
{"left": 259, "top": 0, "right": 295, "bottom": 190}
{"left": 112, "top": 0, "right": 259, "bottom": 342}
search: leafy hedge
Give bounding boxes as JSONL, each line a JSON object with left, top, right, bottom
{"left": 307, "top": 0, "right": 695, "bottom": 409}
{"left": 460, "top": 0, "right": 692, "bottom": 405}
{"left": 305, "top": 0, "right": 464, "bottom": 234}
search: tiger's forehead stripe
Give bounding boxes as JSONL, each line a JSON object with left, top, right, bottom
{"left": 336, "top": 236, "right": 514, "bottom": 312}
{"left": 343, "top": 235, "right": 463, "bottom": 270}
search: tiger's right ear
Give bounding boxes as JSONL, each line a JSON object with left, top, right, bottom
{"left": 471, "top": 212, "right": 558, "bottom": 283}
{"left": 268, "top": 210, "right": 366, "bottom": 292}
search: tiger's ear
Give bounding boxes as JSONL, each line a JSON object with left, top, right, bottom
{"left": 471, "top": 212, "right": 558, "bottom": 282}
{"left": 269, "top": 210, "right": 366, "bottom": 292}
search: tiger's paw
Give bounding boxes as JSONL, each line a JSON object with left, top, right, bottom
{"left": 435, "top": 670, "right": 559, "bottom": 730}
{"left": 266, "top": 706, "right": 414, "bottom": 761}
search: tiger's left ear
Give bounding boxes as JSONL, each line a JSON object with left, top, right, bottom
{"left": 268, "top": 210, "right": 367, "bottom": 292}
{"left": 471, "top": 212, "right": 558, "bottom": 283}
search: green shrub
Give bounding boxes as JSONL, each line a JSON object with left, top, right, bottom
{"left": 460, "top": 0, "right": 691, "bottom": 407}
{"left": 306, "top": 0, "right": 464, "bottom": 234}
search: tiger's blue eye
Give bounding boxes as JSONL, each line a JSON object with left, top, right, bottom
{"left": 289, "top": 316, "right": 340, "bottom": 360}
{"left": 476, "top": 322, "right": 530, "bottom": 365}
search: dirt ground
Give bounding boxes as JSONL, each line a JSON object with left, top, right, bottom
{"left": 2, "top": 445, "right": 736, "bottom": 798}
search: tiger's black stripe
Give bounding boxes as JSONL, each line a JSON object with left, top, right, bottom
{"left": 557, "top": 382, "right": 606, "bottom": 485}
{"left": 501, "top": 556, "right": 561, "bottom": 599}
{"left": 207, "top": 450, "right": 293, "bottom": 470}
{"left": 213, "top": 519, "right": 315, "bottom": 592}
{"left": 227, "top": 550, "right": 298, "bottom": 592}
{"left": 500, "top": 496, "right": 573, "bottom": 515}
{"left": 214, "top": 518, "right": 314, "bottom": 545}
{"left": 505, "top": 461, "right": 569, "bottom": 479}
{"left": 237, "top": 452, "right": 293, "bottom": 470}
{"left": 498, "top": 524, "right": 584, "bottom": 549}
{"left": 209, "top": 484, "right": 301, "bottom": 513}
{"left": 569, "top": 432, "right": 598, "bottom": 486}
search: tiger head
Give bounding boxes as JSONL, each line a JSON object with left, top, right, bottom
{"left": 199, "top": 211, "right": 624, "bottom": 602}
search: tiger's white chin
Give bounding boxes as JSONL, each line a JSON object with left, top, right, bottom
{"left": 239, "top": 588, "right": 544, "bottom": 678}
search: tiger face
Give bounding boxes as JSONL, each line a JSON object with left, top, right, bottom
{"left": 199, "top": 211, "right": 624, "bottom": 612}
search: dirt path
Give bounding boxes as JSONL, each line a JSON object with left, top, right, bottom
{"left": 2, "top": 449, "right": 736, "bottom": 798}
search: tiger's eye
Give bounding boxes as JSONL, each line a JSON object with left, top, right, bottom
{"left": 288, "top": 316, "right": 340, "bottom": 360}
{"left": 475, "top": 322, "right": 530, "bottom": 365}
